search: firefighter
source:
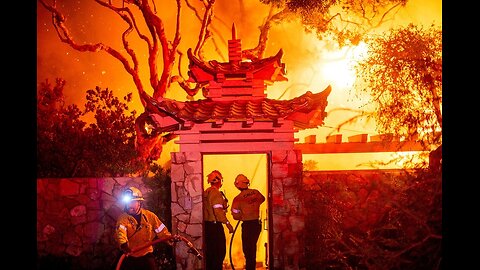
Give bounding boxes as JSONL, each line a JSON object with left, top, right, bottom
{"left": 115, "top": 186, "right": 173, "bottom": 270}
{"left": 203, "top": 170, "right": 234, "bottom": 270}
{"left": 231, "top": 174, "right": 266, "bottom": 270}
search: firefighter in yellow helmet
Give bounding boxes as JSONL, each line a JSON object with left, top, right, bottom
{"left": 115, "top": 186, "right": 172, "bottom": 270}
{"left": 231, "top": 174, "right": 266, "bottom": 270}
{"left": 203, "top": 170, "right": 234, "bottom": 270}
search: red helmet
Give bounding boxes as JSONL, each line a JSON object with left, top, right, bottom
{"left": 207, "top": 170, "right": 223, "bottom": 184}
{"left": 234, "top": 174, "right": 250, "bottom": 189}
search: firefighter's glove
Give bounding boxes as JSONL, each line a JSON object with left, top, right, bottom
{"left": 120, "top": 242, "right": 131, "bottom": 254}
{"left": 162, "top": 235, "right": 176, "bottom": 246}
{"left": 172, "top": 234, "right": 182, "bottom": 242}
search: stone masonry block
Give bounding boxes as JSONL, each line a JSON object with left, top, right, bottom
{"left": 287, "top": 150, "right": 300, "bottom": 164}
{"left": 59, "top": 180, "right": 80, "bottom": 196}
{"left": 190, "top": 201, "right": 203, "bottom": 223}
{"left": 185, "top": 161, "right": 202, "bottom": 175}
{"left": 185, "top": 173, "right": 202, "bottom": 197}
{"left": 171, "top": 164, "right": 186, "bottom": 183}
{"left": 272, "top": 163, "right": 289, "bottom": 178}
{"left": 289, "top": 215, "right": 305, "bottom": 233}
{"left": 171, "top": 152, "right": 186, "bottom": 164}
{"left": 185, "top": 151, "right": 202, "bottom": 161}
{"left": 271, "top": 150, "right": 287, "bottom": 163}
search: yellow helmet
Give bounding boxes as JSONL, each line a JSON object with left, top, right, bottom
{"left": 122, "top": 186, "right": 144, "bottom": 203}
{"left": 207, "top": 170, "right": 223, "bottom": 184}
{"left": 234, "top": 174, "right": 250, "bottom": 189}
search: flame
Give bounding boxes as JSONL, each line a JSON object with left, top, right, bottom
{"left": 320, "top": 42, "right": 368, "bottom": 90}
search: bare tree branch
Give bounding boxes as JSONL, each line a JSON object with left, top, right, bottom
{"left": 193, "top": 0, "right": 216, "bottom": 60}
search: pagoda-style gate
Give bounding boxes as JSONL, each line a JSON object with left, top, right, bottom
{"left": 170, "top": 122, "right": 304, "bottom": 270}
{"left": 139, "top": 25, "right": 331, "bottom": 269}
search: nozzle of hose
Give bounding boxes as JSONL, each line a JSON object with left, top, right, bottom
{"left": 185, "top": 239, "right": 203, "bottom": 260}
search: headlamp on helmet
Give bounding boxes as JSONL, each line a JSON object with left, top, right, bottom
{"left": 121, "top": 187, "right": 144, "bottom": 203}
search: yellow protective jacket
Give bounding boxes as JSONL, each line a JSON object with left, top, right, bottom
{"left": 231, "top": 189, "right": 265, "bottom": 221}
{"left": 115, "top": 208, "right": 171, "bottom": 257}
{"left": 203, "top": 186, "right": 229, "bottom": 224}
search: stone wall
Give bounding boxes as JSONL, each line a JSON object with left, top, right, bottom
{"left": 270, "top": 150, "right": 305, "bottom": 270}
{"left": 37, "top": 169, "right": 439, "bottom": 270}
{"left": 170, "top": 151, "right": 204, "bottom": 270}
{"left": 37, "top": 177, "right": 147, "bottom": 270}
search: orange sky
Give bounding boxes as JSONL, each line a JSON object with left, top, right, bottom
{"left": 37, "top": 0, "right": 441, "bottom": 166}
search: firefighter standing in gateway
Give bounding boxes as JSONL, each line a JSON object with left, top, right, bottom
{"left": 115, "top": 186, "right": 173, "bottom": 270}
{"left": 203, "top": 170, "right": 234, "bottom": 270}
{"left": 231, "top": 174, "right": 266, "bottom": 270}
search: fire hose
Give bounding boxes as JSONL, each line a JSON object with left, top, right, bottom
{"left": 115, "top": 234, "right": 202, "bottom": 270}
{"left": 228, "top": 220, "right": 241, "bottom": 270}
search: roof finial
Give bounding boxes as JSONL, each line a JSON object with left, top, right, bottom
{"left": 232, "top": 23, "right": 237, "bottom": 40}
{"left": 228, "top": 23, "right": 241, "bottom": 63}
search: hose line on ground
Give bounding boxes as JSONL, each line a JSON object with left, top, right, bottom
{"left": 229, "top": 220, "right": 241, "bottom": 270}
{"left": 115, "top": 234, "right": 202, "bottom": 270}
